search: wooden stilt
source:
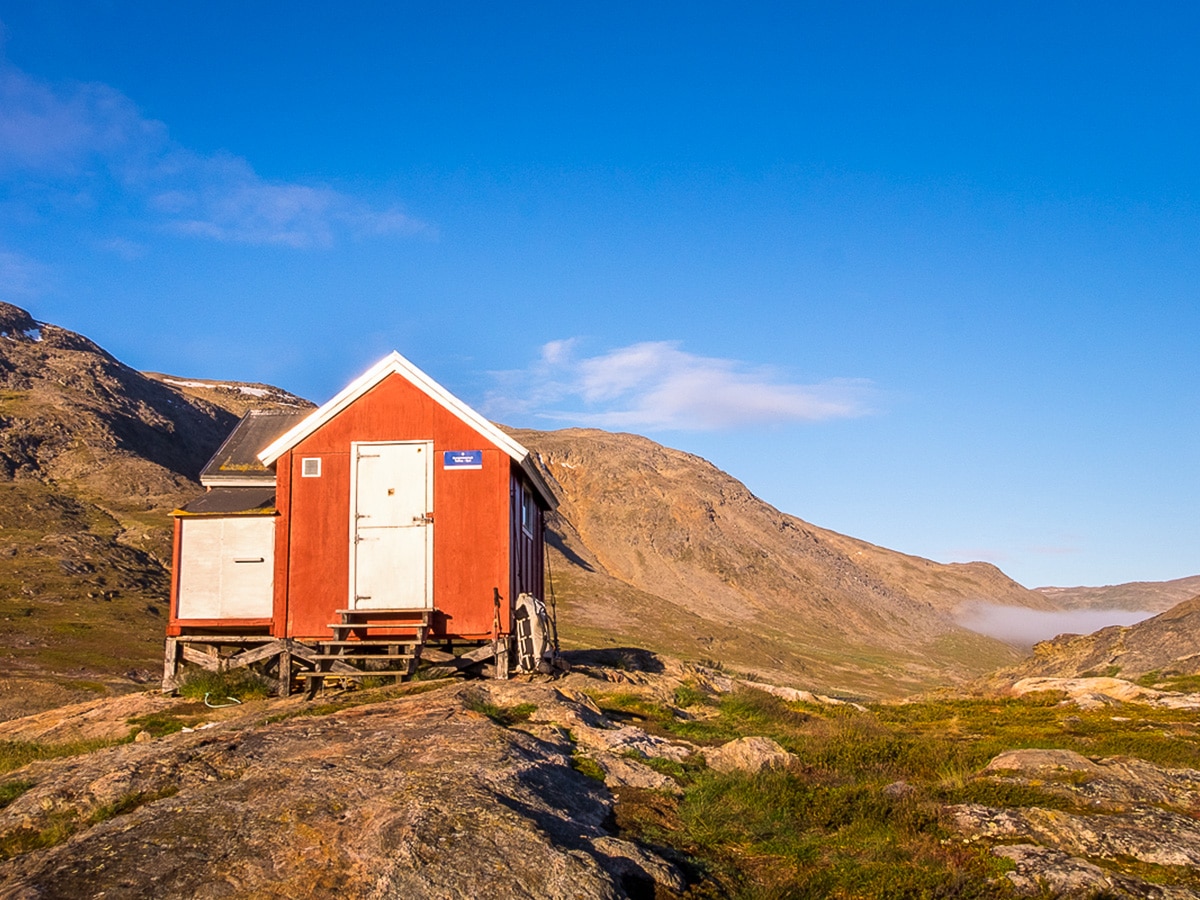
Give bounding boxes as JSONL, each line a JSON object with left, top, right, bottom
{"left": 161, "top": 637, "right": 180, "bottom": 693}
{"left": 166, "top": 612, "right": 442, "bottom": 700}
{"left": 278, "top": 646, "right": 292, "bottom": 697}
{"left": 495, "top": 637, "right": 510, "bottom": 680}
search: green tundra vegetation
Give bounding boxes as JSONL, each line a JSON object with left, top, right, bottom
{"left": 586, "top": 685, "right": 1200, "bottom": 899}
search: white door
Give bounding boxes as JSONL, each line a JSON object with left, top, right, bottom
{"left": 350, "top": 441, "right": 433, "bottom": 609}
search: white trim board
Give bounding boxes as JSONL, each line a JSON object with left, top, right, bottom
{"left": 256, "top": 351, "right": 556, "bottom": 509}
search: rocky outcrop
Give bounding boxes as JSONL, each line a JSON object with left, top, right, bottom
{"left": 983, "top": 748, "right": 1200, "bottom": 809}
{"left": 0, "top": 682, "right": 686, "bottom": 899}
{"left": 946, "top": 748, "right": 1200, "bottom": 898}
{"left": 993, "top": 844, "right": 1197, "bottom": 900}
{"left": 996, "top": 595, "right": 1200, "bottom": 685}
{"left": 0, "top": 654, "right": 875, "bottom": 898}
{"left": 1009, "top": 676, "right": 1200, "bottom": 710}
{"left": 4, "top": 651, "right": 1200, "bottom": 899}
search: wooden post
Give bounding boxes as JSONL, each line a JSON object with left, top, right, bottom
{"left": 278, "top": 645, "right": 292, "bottom": 697}
{"left": 491, "top": 587, "right": 508, "bottom": 680}
{"left": 495, "top": 636, "right": 510, "bottom": 680}
{"left": 161, "top": 637, "right": 180, "bottom": 693}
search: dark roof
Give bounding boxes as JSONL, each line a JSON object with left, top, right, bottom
{"left": 199, "top": 409, "right": 310, "bottom": 486}
{"left": 175, "top": 487, "right": 277, "bottom": 517}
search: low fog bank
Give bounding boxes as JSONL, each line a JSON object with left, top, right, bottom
{"left": 957, "top": 603, "right": 1155, "bottom": 648}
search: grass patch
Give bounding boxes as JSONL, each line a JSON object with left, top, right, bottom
{"left": 594, "top": 685, "right": 823, "bottom": 749}
{"left": 571, "top": 752, "right": 606, "bottom": 782}
{"left": 1097, "top": 855, "right": 1200, "bottom": 889}
{"left": 0, "top": 809, "right": 80, "bottom": 860}
{"left": 646, "top": 768, "right": 1010, "bottom": 899}
{"left": 0, "top": 786, "right": 181, "bottom": 861}
{"left": 87, "top": 786, "right": 179, "bottom": 824}
{"left": 127, "top": 709, "right": 196, "bottom": 737}
{"left": 1137, "top": 671, "right": 1200, "bottom": 693}
{"left": 673, "top": 681, "right": 710, "bottom": 709}
{"left": 929, "top": 778, "right": 1078, "bottom": 811}
{"left": 0, "top": 736, "right": 130, "bottom": 776}
{"left": 463, "top": 695, "right": 537, "bottom": 727}
{"left": 0, "top": 778, "right": 35, "bottom": 809}
{"left": 177, "top": 668, "right": 272, "bottom": 704}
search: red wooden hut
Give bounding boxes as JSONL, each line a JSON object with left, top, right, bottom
{"left": 164, "top": 352, "right": 556, "bottom": 692}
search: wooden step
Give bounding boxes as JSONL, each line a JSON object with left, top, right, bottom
{"left": 301, "top": 608, "right": 429, "bottom": 697}
{"left": 297, "top": 671, "right": 411, "bottom": 681}
{"left": 336, "top": 609, "right": 429, "bottom": 619}
{"left": 327, "top": 634, "right": 424, "bottom": 644}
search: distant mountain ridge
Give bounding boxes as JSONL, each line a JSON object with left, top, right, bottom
{"left": 1035, "top": 575, "right": 1200, "bottom": 613}
{"left": 143, "top": 372, "right": 313, "bottom": 417}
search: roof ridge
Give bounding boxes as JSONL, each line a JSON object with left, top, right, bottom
{"left": 255, "top": 352, "right": 556, "bottom": 508}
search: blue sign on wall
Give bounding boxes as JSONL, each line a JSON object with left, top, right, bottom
{"left": 443, "top": 449, "right": 483, "bottom": 470}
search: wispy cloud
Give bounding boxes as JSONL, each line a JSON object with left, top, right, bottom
{"left": 96, "top": 236, "right": 146, "bottom": 260}
{"left": 0, "top": 63, "right": 424, "bottom": 247}
{"left": 0, "top": 249, "right": 51, "bottom": 296}
{"left": 488, "top": 339, "right": 876, "bottom": 431}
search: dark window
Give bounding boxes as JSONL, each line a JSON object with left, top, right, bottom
{"left": 521, "top": 485, "right": 535, "bottom": 536}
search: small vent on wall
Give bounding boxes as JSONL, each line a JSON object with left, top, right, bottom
{"left": 301, "top": 457, "right": 322, "bottom": 478}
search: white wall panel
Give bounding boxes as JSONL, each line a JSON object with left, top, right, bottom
{"left": 178, "top": 517, "right": 275, "bottom": 619}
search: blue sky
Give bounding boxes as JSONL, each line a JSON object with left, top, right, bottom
{"left": 0, "top": 2, "right": 1196, "bottom": 590}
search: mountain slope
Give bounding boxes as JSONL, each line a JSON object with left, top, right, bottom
{"left": 0, "top": 303, "right": 233, "bottom": 510}
{"left": 512, "top": 428, "right": 1046, "bottom": 696}
{"left": 0, "top": 302, "right": 299, "bottom": 717}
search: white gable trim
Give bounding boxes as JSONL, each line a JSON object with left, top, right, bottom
{"left": 257, "top": 352, "right": 556, "bottom": 508}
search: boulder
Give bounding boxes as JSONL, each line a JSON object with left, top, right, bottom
{"left": 704, "top": 735, "right": 794, "bottom": 774}
{"left": 593, "top": 754, "right": 682, "bottom": 796}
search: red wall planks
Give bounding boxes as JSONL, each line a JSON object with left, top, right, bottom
{"left": 278, "top": 374, "right": 516, "bottom": 640}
